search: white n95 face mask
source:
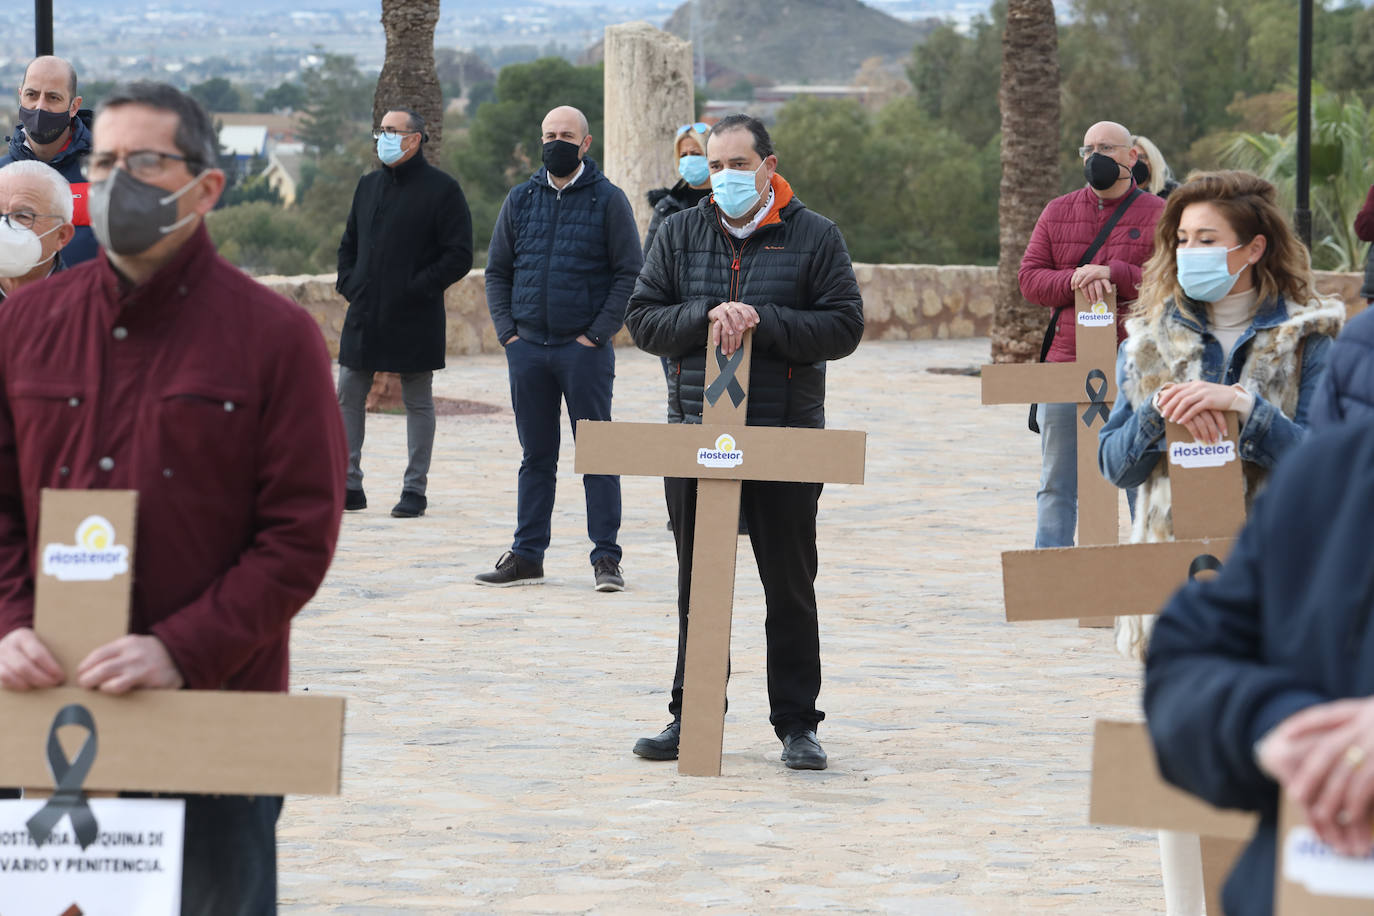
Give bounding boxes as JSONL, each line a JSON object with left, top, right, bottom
{"left": 0, "top": 219, "right": 60, "bottom": 278}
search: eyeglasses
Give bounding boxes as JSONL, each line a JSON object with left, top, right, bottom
{"left": 0, "top": 210, "right": 62, "bottom": 231}
{"left": 85, "top": 150, "right": 201, "bottom": 182}
{"left": 1078, "top": 143, "right": 1126, "bottom": 158}
{"left": 372, "top": 128, "right": 419, "bottom": 139}
{"left": 676, "top": 122, "right": 710, "bottom": 137}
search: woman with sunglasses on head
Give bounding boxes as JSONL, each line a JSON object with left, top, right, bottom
{"left": 643, "top": 122, "right": 712, "bottom": 255}
{"left": 1097, "top": 169, "right": 1343, "bottom": 916}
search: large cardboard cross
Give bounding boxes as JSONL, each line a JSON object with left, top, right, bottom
{"left": 1002, "top": 411, "right": 1249, "bottom": 913}
{"left": 575, "top": 333, "right": 866, "bottom": 776}
{"left": 981, "top": 289, "right": 1122, "bottom": 626}
{"left": 0, "top": 489, "right": 344, "bottom": 794}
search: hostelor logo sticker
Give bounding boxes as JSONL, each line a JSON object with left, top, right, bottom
{"left": 1077, "top": 300, "right": 1115, "bottom": 327}
{"left": 1169, "top": 440, "right": 1237, "bottom": 469}
{"left": 697, "top": 433, "right": 743, "bottom": 468}
{"left": 1282, "top": 825, "right": 1374, "bottom": 898}
{"left": 42, "top": 515, "right": 130, "bottom": 582}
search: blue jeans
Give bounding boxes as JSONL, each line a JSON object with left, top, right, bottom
{"left": 1036, "top": 402, "right": 1135, "bottom": 548}
{"left": 1035, "top": 402, "right": 1079, "bottom": 548}
{"left": 505, "top": 338, "right": 621, "bottom": 564}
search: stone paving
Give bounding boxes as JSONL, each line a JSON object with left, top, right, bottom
{"left": 279, "top": 337, "right": 1164, "bottom": 915}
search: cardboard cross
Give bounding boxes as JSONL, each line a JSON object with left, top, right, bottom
{"left": 1005, "top": 414, "right": 1250, "bottom": 913}
{"left": 0, "top": 490, "right": 345, "bottom": 796}
{"left": 1275, "top": 795, "right": 1374, "bottom": 913}
{"left": 981, "top": 289, "right": 1122, "bottom": 626}
{"left": 999, "top": 414, "right": 1244, "bottom": 625}
{"left": 575, "top": 333, "right": 866, "bottom": 776}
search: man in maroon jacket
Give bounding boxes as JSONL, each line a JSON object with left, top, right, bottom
{"left": 1018, "top": 120, "right": 1165, "bottom": 548}
{"left": 0, "top": 82, "right": 346, "bottom": 913}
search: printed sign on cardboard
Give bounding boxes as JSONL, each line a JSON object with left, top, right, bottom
{"left": 0, "top": 797, "right": 184, "bottom": 916}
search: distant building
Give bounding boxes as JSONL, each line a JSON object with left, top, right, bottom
{"left": 706, "top": 86, "right": 875, "bottom": 123}
{"left": 218, "top": 124, "right": 268, "bottom": 173}
{"left": 261, "top": 150, "right": 304, "bottom": 207}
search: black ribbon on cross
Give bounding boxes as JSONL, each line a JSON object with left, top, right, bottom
{"left": 1188, "top": 554, "right": 1223, "bottom": 580}
{"left": 704, "top": 344, "right": 746, "bottom": 409}
{"left": 1081, "top": 369, "right": 1110, "bottom": 427}
{"left": 26, "top": 703, "right": 100, "bottom": 850}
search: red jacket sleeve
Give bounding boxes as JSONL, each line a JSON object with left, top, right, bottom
{"left": 1355, "top": 185, "right": 1374, "bottom": 243}
{"left": 1106, "top": 258, "right": 1145, "bottom": 302}
{"left": 150, "top": 305, "right": 347, "bottom": 689}
{"left": 1018, "top": 203, "right": 1075, "bottom": 309}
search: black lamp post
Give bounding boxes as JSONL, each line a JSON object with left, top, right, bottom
{"left": 1295, "top": 0, "right": 1313, "bottom": 248}
{"left": 34, "top": 0, "right": 54, "bottom": 56}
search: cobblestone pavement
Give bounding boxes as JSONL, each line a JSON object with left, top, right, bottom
{"left": 280, "top": 338, "right": 1163, "bottom": 915}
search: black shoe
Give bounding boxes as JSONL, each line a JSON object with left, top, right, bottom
{"left": 593, "top": 556, "right": 624, "bottom": 592}
{"left": 474, "top": 550, "right": 544, "bottom": 587}
{"left": 781, "top": 730, "right": 827, "bottom": 770}
{"left": 345, "top": 488, "right": 367, "bottom": 511}
{"left": 391, "top": 490, "right": 426, "bottom": 518}
{"left": 633, "top": 721, "right": 680, "bottom": 760}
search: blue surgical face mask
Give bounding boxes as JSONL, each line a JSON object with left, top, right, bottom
{"left": 678, "top": 154, "right": 709, "bottom": 186}
{"left": 376, "top": 132, "right": 405, "bottom": 165}
{"left": 710, "top": 162, "right": 765, "bottom": 219}
{"left": 1176, "top": 244, "right": 1246, "bottom": 302}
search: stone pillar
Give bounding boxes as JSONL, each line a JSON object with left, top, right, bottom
{"left": 602, "top": 22, "right": 695, "bottom": 240}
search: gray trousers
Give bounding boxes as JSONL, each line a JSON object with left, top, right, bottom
{"left": 337, "top": 366, "right": 435, "bottom": 495}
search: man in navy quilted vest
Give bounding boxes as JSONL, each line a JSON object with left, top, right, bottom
{"left": 479, "top": 105, "right": 643, "bottom": 592}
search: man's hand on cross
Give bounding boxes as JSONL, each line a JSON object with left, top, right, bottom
{"left": 1261, "top": 698, "right": 1374, "bottom": 858}
{"left": 708, "top": 301, "right": 759, "bottom": 356}
{"left": 0, "top": 627, "right": 64, "bottom": 690}
{"left": 76, "top": 634, "right": 185, "bottom": 694}
{"left": 1070, "top": 264, "right": 1112, "bottom": 304}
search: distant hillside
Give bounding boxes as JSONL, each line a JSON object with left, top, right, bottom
{"left": 663, "top": 0, "right": 936, "bottom": 85}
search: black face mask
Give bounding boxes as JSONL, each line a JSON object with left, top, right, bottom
{"left": 19, "top": 105, "right": 72, "bottom": 146}
{"left": 1131, "top": 160, "right": 1151, "bottom": 188}
{"left": 1084, "top": 152, "right": 1125, "bottom": 191}
{"left": 542, "top": 139, "right": 581, "bottom": 179}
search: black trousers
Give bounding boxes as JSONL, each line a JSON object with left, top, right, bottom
{"left": 664, "top": 477, "right": 825, "bottom": 739}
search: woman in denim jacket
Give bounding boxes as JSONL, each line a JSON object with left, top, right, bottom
{"left": 1096, "top": 170, "right": 1343, "bottom": 916}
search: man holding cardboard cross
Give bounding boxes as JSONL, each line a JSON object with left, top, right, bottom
{"left": 625, "top": 114, "right": 863, "bottom": 769}
{"left": 1018, "top": 120, "right": 1164, "bottom": 548}
{"left": 0, "top": 82, "right": 347, "bottom": 912}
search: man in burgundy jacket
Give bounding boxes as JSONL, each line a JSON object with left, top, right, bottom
{"left": 1018, "top": 120, "right": 1165, "bottom": 548}
{"left": 0, "top": 83, "right": 346, "bottom": 913}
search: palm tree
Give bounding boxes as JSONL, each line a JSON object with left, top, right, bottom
{"left": 1224, "top": 89, "right": 1374, "bottom": 271}
{"left": 374, "top": 0, "right": 444, "bottom": 162}
{"left": 993, "top": 0, "right": 1061, "bottom": 363}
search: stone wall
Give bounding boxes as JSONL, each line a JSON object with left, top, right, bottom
{"left": 261, "top": 266, "right": 1366, "bottom": 360}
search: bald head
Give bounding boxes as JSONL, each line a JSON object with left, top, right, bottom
{"left": 22, "top": 56, "right": 77, "bottom": 101}
{"left": 542, "top": 106, "right": 589, "bottom": 142}
{"left": 1083, "top": 121, "right": 1131, "bottom": 150}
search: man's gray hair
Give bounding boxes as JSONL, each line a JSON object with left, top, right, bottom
{"left": 98, "top": 81, "right": 218, "bottom": 171}
{"left": 0, "top": 159, "right": 73, "bottom": 223}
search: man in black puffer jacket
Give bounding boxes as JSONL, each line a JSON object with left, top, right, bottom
{"left": 625, "top": 114, "right": 864, "bottom": 770}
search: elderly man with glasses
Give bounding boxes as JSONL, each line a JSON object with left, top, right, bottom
{"left": 335, "top": 106, "right": 474, "bottom": 518}
{"left": 0, "top": 159, "right": 75, "bottom": 300}
{"left": 1017, "top": 120, "right": 1165, "bottom": 550}
{"left": 0, "top": 81, "right": 347, "bottom": 914}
